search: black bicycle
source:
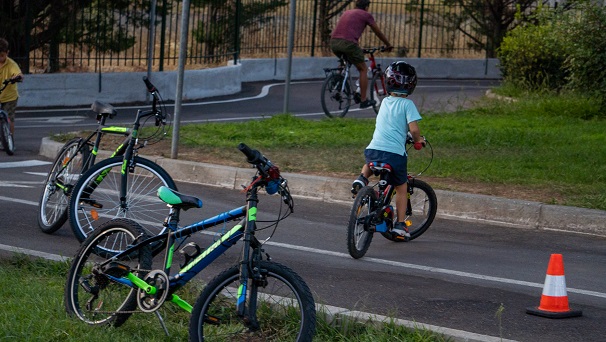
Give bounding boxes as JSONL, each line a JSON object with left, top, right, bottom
{"left": 38, "top": 77, "right": 176, "bottom": 240}
{"left": 0, "top": 76, "right": 22, "bottom": 156}
{"left": 321, "top": 46, "right": 388, "bottom": 118}
{"left": 64, "top": 143, "right": 316, "bottom": 341}
{"left": 347, "top": 134, "right": 437, "bottom": 259}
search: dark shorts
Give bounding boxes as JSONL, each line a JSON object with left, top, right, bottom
{"left": 0, "top": 99, "right": 18, "bottom": 121}
{"left": 330, "top": 39, "right": 365, "bottom": 65}
{"left": 364, "top": 149, "right": 408, "bottom": 186}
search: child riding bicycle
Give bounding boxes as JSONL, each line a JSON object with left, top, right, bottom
{"left": 351, "top": 61, "right": 426, "bottom": 240}
{"left": 0, "top": 38, "right": 24, "bottom": 137}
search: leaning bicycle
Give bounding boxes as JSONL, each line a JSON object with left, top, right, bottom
{"left": 0, "top": 76, "right": 22, "bottom": 156}
{"left": 64, "top": 143, "right": 316, "bottom": 341}
{"left": 57, "top": 77, "right": 177, "bottom": 242}
{"left": 347, "top": 134, "right": 437, "bottom": 259}
{"left": 321, "top": 46, "right": 388, "bottom": 118}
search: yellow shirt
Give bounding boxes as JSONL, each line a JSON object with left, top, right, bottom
{"left": 0, "top": 57, "right": 22, "bottom": 103}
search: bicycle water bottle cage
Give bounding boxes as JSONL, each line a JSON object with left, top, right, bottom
{"left": 91, "top": 101, "right": 118, "bottom": 120}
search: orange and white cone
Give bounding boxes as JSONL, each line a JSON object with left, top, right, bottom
{"left": 526, "top": 253, "right": 582, "bottom": 318}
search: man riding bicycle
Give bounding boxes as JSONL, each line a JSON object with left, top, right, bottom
{"left": 330, "top": 0, "right": 393, "bottom": 109}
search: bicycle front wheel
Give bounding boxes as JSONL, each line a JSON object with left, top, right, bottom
{"left": 68, "top": 156, "right": 177, "bottom": 242}
{"left": 370, "top": 72, "right": 388, "bottom": 114}
{"left": 0, "top": 114, "right": 14, "bottom": 155}
{"left": 347, "top": 186, "right": 377, "bottom": 259}
{"left": 38, "top": 138, "right": 91, "bottom": 234}
{"left": 189, "top": 261, "right": 316, "bottom": 342}
{"left": 64, "top": 218, "right": 152, "bottom": 327}
{"left": 321, "top": 73, "right": 351, "bottom": 118}
{"left": 381, "top": 178, "right": 438, "bottom": 242}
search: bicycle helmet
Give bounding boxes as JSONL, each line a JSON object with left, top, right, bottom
{"left": 385, "top": 61, "right": 417, "bottom": 95}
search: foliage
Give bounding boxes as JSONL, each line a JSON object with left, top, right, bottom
{"left": 497, "top": 6, "right": 572, "bottom": 90}
{"left": 565, "top": 1, "right": 606, "bottom": 108}
{"left": 408, "top": 0, "right": 537, "bottom": 58}
{"left": 0, "top": 0, "right": 155, "bottom": 72}
{"left": 498, "top": 1, "right": 606, "bottom": 113}
{"left": 191, "top": 0, "right": 288, "bottom": 62}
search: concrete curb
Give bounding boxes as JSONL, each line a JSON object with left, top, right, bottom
{"left": 40, "top": 137, "right": 606, "bottom": 237}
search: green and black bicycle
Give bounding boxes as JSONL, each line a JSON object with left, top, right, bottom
{"left": 64, "top": 143, "right": 316, "bottom": 341}
{"left": 37, "top": 77, "right": 176, "bottom": 241}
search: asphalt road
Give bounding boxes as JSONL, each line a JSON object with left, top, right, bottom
{"left": 2, "top": 79, "right": 605, "bottom": 341}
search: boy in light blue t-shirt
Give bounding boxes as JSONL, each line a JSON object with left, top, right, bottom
{"left": 351, "top": 61, "right": 426, "bottom": 240}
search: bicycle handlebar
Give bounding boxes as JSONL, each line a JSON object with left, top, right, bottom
{"left": 362, "top": 46, "right": 388, "bottom": 55}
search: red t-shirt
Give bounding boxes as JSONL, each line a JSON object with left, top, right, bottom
{"left": 331, "top": 9, "right": 376, "bottom": 44}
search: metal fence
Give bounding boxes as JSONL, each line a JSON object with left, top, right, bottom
{"left": 2, "top": 0, "right": 514, "bottom": 74}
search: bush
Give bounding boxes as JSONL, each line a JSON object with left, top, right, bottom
{"left": 565, "top": 2, "right": 606, "bottom": 105}
{"left": 497, "top": 6, "right": 572, "bottom": 90}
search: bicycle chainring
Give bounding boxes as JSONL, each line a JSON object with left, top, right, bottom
{"left": 137, "top": 270, "right": 170, "bottom": 313}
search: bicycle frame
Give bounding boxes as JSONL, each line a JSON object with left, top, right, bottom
{"left": 91, "top": 184, "right": 268, "bottom": 316}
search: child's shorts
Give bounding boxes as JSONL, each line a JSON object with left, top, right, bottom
{"left": 364, "top": 148, "right": 408, "bottom": 186}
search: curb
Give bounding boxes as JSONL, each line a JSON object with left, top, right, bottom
{"left": 40, "top": 138, "right": 606, "bottom": 237}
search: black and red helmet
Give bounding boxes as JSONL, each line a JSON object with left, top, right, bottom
{"left": 385, "top": 61, "right": 417, "bottom": 95}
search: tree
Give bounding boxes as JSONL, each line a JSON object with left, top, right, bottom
{"left": 191, "top": 0, "right": 289, "bottom": 63}
{"left": 0, "top": 0, "right": 153, "bottom": 73}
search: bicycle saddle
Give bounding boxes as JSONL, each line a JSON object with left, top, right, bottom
{"left": 157, "top": 186, "right": 203, "bottom": 211}
{"left": 368, "top": 162, "right": 393, "bottom": 175}
{"left": 91, "top": 100, "right": 118, "bottom": 119}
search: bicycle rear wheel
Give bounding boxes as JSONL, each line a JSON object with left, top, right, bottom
{"left": 0, "top": 114, "right": 14, "bottom": 155}
{"left": 38, "top": 138, "right": 91, "bottom": 234}
{"left": 321, "top": 73, "right": 351, "bottom": 118}
{"left": 347, "top": 186, "right": 377, "bottom": 259}
{"left": 64, "top": 218, "right": 152, "bottom": 327}
{"left": 370, "top": 72, "right": 388, "bottom": 114}
{"left": 381, "top": 178, "right": 437, "bottom": 242}
{"left": 189, "top": 261, "right": 316, "bottom": 342}
{"left": 68, "top": 156, "right": 177, "bottom": 242}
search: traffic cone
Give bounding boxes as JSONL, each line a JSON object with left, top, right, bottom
{"left": 526, "top": 253, "right": 582, "bottom": 318}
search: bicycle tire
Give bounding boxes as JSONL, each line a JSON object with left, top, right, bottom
{"left": 0, "top": 115, "right": 14, "bottom": 155}
{"left": 64, "top": 218, "right": 153, "bottom": 327}
{"left": 347, "top": 186, "right": 377, "bottom": 259}
{"left": 68, "top": 156, "right": 177, "bottom": 242}
{"left": 38, "top": 138, "right": 92, "bottom": 234}
{"left": 189, "top": 261, "right": 316, "bottom": 342}
{"left": 381, "top": 179, "right": 437, "bottom": 242}
{"left": 369, "top": 72, "right": 388, "bottom": 115}
{"left": 321, "top": 73, "right": 351, "bottom": 118}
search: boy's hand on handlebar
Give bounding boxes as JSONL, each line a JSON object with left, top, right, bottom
{"left": 10, "top": 75, "right": 23, "bottom": 83}
{"left": 413, "top": 136, "right": 426, "bottom": 150}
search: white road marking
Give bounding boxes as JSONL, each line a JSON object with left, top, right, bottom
{"left": 0, "top": 160, "right": 51, "bottom": 169}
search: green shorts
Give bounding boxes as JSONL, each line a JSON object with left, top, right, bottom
{"left": 0, "top": 99, "right": 18, "bottom": 121}
{"left": 330, "top": 39, "right": 365, "bottom": 65}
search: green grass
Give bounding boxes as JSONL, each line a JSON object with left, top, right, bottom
{"left": 170, "top": 92, "right": 606, "bottom": 211}
{"left": 53, "top": 90, "right": 606, "bottom": 210}
{"left": 0, "top": 255, "right": 448, "bottom": 341}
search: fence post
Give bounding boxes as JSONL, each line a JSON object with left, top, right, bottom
{"left": 147, "top": 0, "right": 157, "bottom": 102}
{"left": 172, "top": 0, "right": 191, "bottom": 159}
{"left": 283, "top": 0, "right": 297, "bottom": 113}
{"left": 417, "top": 0, "right": 425, "bottom": 58}
{"left": 159, "top": 0, "right": 167, "bottom": 72}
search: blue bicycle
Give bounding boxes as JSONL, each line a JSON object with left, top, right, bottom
{"left": 64, "top": 143, "right": 316, "bottom": 341}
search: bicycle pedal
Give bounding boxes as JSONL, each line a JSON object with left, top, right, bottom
{"left": 80, "top": 198, "right": 103, "bottom": 208}
{"left": 101, "top": 262, "right": 131, "bottom": 277}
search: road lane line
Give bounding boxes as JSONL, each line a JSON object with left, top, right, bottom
{"left": 0, "top": 160, "right": 51, "bottom": 168}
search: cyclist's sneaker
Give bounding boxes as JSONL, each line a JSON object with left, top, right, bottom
{"left": 392, "top": 221, "right": 411, "bottom": 241}
{"left": 350, "top": 174, "right": 369, "bottom": 195}
{"left": 360, "top": 99, "right": 376, "bottom": 109}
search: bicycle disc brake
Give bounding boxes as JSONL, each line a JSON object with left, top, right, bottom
{"left": 137, "top": 270, "right": 170, "bottom": 313}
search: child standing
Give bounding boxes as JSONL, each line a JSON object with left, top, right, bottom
{"left": 351, "top": 61, "right": 425, "bottom": 240}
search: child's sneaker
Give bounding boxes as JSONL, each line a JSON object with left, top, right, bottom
{"left": 350, "top": 175, "right": 369, "bottom": 195}
{"left": 392, "top": 221, "right": 411, "bottom": 241}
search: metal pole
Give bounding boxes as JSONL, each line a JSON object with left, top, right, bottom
{"left": 171, "top": 0, "right": 190, "bottom": 159}
{"left": 146, "top": 0, "right": 157, "bottom": 102}
{"left": 283, "top": 0, "right": 296, "bottom": 113}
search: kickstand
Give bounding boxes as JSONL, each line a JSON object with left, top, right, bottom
{"left": 155, "top": 311, "right": 170, "bottom": 336}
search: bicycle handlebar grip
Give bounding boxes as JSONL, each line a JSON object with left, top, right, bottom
{"left": 238, "top": 143, "right": 263, "bottom": 164}
{"left": 143, "top": 76, "right": 157, "bottom": 93}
